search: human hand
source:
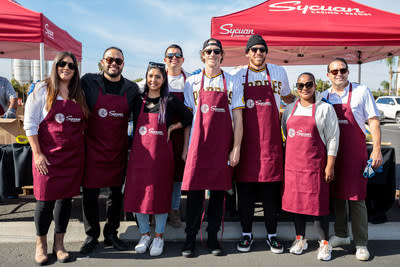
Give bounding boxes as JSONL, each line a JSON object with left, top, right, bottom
{"left": 34, "top": 152, "right": 50, "bottom": 175}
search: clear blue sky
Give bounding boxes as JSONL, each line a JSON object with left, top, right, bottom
{"left": 1, "top": 0, "right": 399, "bottom": 90}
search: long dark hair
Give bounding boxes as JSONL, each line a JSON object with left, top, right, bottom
{"left": 143, "top": 63, "right": 169, "bottom": 124}
{"left": 45, "top": 51, "right": 89, "bottom": 118}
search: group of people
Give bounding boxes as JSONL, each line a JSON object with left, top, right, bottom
{"left": 22, "top": 34, "right": 382, "bottom": 265}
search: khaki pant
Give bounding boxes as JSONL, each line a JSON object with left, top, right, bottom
{"left": 333, "top": 199, "right": 368, "bottom": 246}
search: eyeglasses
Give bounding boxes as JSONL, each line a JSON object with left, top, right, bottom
{"left": 204, "top": 49, "right": 222, "bottom": 55}
{"left": 329, "top": 68, "right": 348, "bottom": 75}
{"left": 57, "top": 61, "right": 76, "bottom": 70}
{"left": 166, "top": 52, "right": 183, "bottom": 59}
{"left": 149, "top": 61, "right": 166, "bottom": 69}
{"left": 250, "top": 47, "right": 266, "bottom": 53}
{"left": 296, "top": 81, "right": 314, "bottom": 90}
{"left": 103, "top": 57, "right": 124, "bottom": 65}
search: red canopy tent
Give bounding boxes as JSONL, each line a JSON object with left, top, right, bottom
{"left": 0, "top": 0, "right": 82, "bottom": 79}
{"left": 211, "top": 0, "right": 400, "bottom": 80}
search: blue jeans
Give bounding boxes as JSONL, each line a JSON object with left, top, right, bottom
{"left": 171, "top": 182, "right": 182, "bottom": 210}
{"left": 136, "top": 213, "right": 168, "bottom": 234}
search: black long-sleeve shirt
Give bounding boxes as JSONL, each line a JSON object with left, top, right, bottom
{"left": 132, "top": 93, "right": 193, "bottom": 133}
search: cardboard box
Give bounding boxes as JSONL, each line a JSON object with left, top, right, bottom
{"left": 16, "top": 104, "right": 25, "bottom": 116}
{"left": 0, "top": 115, "right": 25, "bottom": 144}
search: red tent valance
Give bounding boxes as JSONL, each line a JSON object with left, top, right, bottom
{"left": 0, "top": 0, "right": 81, "bottom": 61}
{"left": 211, "top": 0, "right": 400, "bottom": 66}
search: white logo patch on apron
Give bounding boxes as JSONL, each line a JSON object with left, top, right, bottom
{"left": 201, "top": 104, "right": 209, "bottom": 113}
{"left": 55, "top": 113, "right": 65, "bottom": 124}
{"left": 98, "top": 108, "right": 108, "bottom": 118}
{"left": 288, "top": 128, "right": 295, "bottom": 138}
{"left": 246, "top": 99, "right": 255, "bottom": 109}
{"left": 139, "top": 126, "right": 147, "bottom": 136}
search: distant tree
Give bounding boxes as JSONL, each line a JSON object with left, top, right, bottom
{"left": 384, "top": 56, "right": 397, "bottom": 95}
{"left": 315, "top": 78, "right": 331, "bottom": 92}
{"left": 133, "top": 78, "right": 143, "bottom": 83}
{"left": 380, "top": 80, "right": 389, "bottom": 92}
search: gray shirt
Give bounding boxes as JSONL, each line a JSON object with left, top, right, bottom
{"left": 0, "top": 76, "right": 17, "bottom": 112}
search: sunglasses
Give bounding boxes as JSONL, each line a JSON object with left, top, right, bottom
{"left": 149, "top": 61, "right": 166, "bottom": 69}
{"left": 329, "top": 68, "right": 348, "bottom": 75}
{"left": 250, "top": 47, "right": 266, "bottom": 53}
{"left": 204, "top": 49, "right": 222, "bottom": 55}
{"left": 166, "top": 52, "right": 183, "bottom": 59}
{"left": 103, "top": 57, "right": 124, "bottom": 65}
{"left": 296, "top": 81, "right": 314, "bottom": 90}
{"left": 57, "top": 61, "right": 76, "bottom": 70}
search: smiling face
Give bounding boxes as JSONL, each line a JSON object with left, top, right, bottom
{"left": 201, "top": 44, "right": 223, "bottom": 69}
{"left": 101, "top": 48, "right": 124, "bottom": 80}
{"left": 246, "top": 44, "right": 267, "bottom": 69}
{"left": 327, "top": 60, "right": 349, "bottom": 89}
{"left": 164, "top": 47, "right": 184, "bottom": 70}
{"left": 146, "top": 68, "right": 165, "bottom": 93}
{"left": 57, "top": 56, "right": 75, "bottom": 83}
{"left": 297, "top": 74, "right": 316, "bottom": 103}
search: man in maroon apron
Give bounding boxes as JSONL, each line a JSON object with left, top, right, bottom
{"left": 163, "top": 44, "right": 189, "bottom": 227}
{"left": 181, "top": 38, "right": 243, "bottom": 257}
{"left": 80, "top": 47, "right": 139, "bottom": 254}
{"left": 322, "top": 57, "right": 382, "bottom": 261}
{"left": 0, "top": 76, "right": 17, "bottom": 118}
{"left": 231, "top": 35, "right": 294, "bottom": 253}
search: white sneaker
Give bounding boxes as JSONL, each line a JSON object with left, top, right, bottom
{"left": 329, "top": 235, "right": 350, "bottom": 247}
{"left": 150, "top": 237, "right": 164, "bottom": 256}
{"left": 317, "top": 241, "right": 332, "bottom": 261}
{"left": 135, "top": 235, "right": 151, "bottom": 254}
{"left": 356, "top": 246, "right": 370, "bottom": 261}
{"left": 289, "top": 236, "right": 308, "bottom": 255}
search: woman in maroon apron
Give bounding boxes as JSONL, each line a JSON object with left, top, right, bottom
{"left": 24, "top": 52, "right": 89, "bottom": 265}
{"left": 281, "top": 73, "right": 339, "bottom": 261}
{"left": 124, "top": 62, "right": 192, "bottom": 257}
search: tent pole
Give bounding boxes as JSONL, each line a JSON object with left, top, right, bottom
{"left": 358, "top": 63, "right": 361, "bottom": 84}
{"left": 40, "top": 42, "right": 44, "bottom": 80}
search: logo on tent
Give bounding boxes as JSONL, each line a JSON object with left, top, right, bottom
{"left": 45, "top": 24, "right": 54, "bottom": 40}
{"left": 219, "top": 24, "right": 255, "bottom": 37}
{"left": 268, "top": 1, "right": 371, "bottom": 16}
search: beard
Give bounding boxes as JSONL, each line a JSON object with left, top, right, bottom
{"left": 104, "top": 67, "right": 122, "bottom": 78}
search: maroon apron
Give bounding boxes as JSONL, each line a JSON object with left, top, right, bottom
{"left": 328, "top": 84, "right": 367, "bottom": 200}
{"left": 0, "top": 105, "right": 4, "bottom": 115}
{"left": 170, "top": 71, "right": 186, "bottom": 182}
{"left": 182, "top": 70, "right": 233, "bottom": 191}
{"left": 84, "top": 87, "right": 130, "bottom": 188}
{"left": 236, "top": 66, "right": 283, "bottom": 182}
{"left": 282, "top": 101, "right": 329, "bottom": 216}
{"left": 33, "top": 99, "right": 85, "bottom": 201}
{"left": 124, "top": 95, "right": 174, "bottom": 214}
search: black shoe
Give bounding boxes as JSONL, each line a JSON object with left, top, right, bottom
{"left": 237, "top": 234, "right": 254, "bottom": 252}
{"left": 104, "top": 234, "right": 129, "bottom": 251}
{"left": 266, "top": 236, "right": 284, "bottom": 254}
{"left": 80, "top": 237, "right": 98, "bottom": 255}
{"left": 207, "top": 233, "right": 224, "bottom": 256}
{"left": 181, "top": 236, "right": 196, "bottom": 258}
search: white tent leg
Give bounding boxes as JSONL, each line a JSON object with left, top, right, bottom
{"left": 358, "top": 63, "right": 361, "bottom": 84}
{"left": 39, "top": 42, "right": 44, "bottom": 80}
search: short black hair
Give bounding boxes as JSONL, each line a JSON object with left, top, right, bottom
{"left": 164, "top": 44, "right": 183, "bottom": 57}
{"left": 327, "top": 57, "right": 348, "bottom": 72}
{"left": 103, "top": 46, "right": 124, "bottom": 59}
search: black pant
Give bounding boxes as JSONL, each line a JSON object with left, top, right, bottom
{"left": 34, "top": 198, "right": 72, "bottom": 236}
{"left": 82, "top": 186, "right": 123, "bottom": 239}
{"left": 293, "top": 213, "right": 329, "bottom": 240}
{"left": 237, "top": 182, "right": 281, "bottom": 234}
{"left": 185, "top": 190, "right": 225, "bottom": 237}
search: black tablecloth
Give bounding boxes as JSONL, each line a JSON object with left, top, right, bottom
{"left": 0, "top": 144, "right": 32, "bottom": 200}
{"left": 366, "top": 145, "right": 396, "bottom": 223}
